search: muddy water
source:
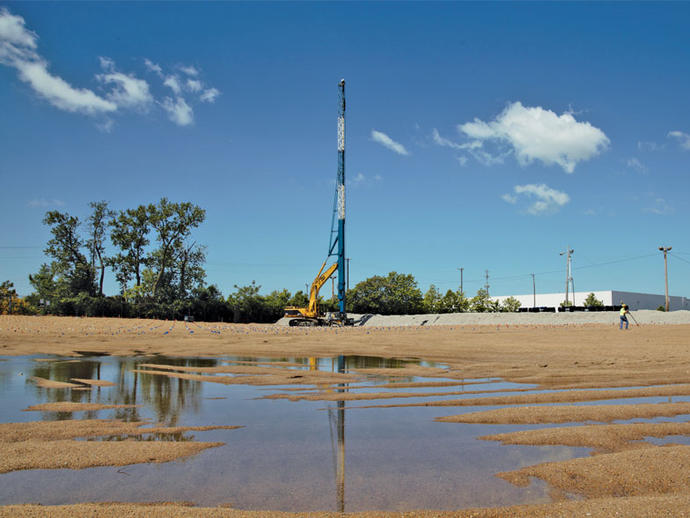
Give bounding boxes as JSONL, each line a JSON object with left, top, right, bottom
{"left": 0, "top": 354, "right": 585, "bottom": 512}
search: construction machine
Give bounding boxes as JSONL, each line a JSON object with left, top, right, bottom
{"left": 284, "top": 80, "right": 354, "bottom": 327}
{"left": 284, "top": 260, "right": 350, "bottom": 326}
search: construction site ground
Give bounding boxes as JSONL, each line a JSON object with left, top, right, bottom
{"left": 1, "top": 314, "right": 690, "bottom": 517}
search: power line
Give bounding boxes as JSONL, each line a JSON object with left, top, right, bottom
{"left": 428, "top": 252, "right": 661, "bottom": 289}
{"left": 669, "top": 252, "right": 690, "bottom": 266}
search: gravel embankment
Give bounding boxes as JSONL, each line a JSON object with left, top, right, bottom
{"left": 277, "top": 309, "right": 690, "bottom": 327}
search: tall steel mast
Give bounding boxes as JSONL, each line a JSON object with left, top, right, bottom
{"left": 336, "top": 79, "right": 346, "bottom": 316}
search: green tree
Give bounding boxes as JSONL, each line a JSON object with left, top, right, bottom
{"left": 28, "top": 264, "right": 62, "bottom": 311}
{"left": 177, "top": 243, "right": 206, "bottom": 299}
{"left": 147, "top": 198, "right": 206, "bottom": 299}
{"left": 348, "top": 272, "right": 423, "bottom": 315}
{"left": 501, "top": 296, "right": 522, "bottom": 312}
{"left": 288, "top": 290, "right": 309, "bottom": 308}
{"left": 583, "top": 293, "right": 604, "bottom": 307}
{"left": 423, "top": 284, "right": 442, "bottom": 313}
{"left": 86, "top": 200, "right": 114, "bottom": 297}
{"left": 228, "top": 281, "right": 266, "bottom": 323}
{"left": 43, "top": 210, "right": 95, "bottom": 296}
{"left": 439, "top": 288, "right": 470, "bottom": 313}
{"left": 109, "top": 205, "right": 151, "bottom": 291}
{"left": 470, "top": 288, "right": 499, "bottom": 312}
{"left": 0, "top": 281, "right": 17, "bottom": 314}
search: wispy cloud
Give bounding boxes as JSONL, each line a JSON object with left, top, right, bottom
{"left": 348, "top": 172, "right": 383, "bottom": 187}
{"left": 644, "top": 197, "right": 674, "bottom": 215}
{"left": 178, "top": 65, "right": 199, "bottom": 77}
{"left": 371, "top": 130, "right": 409, "bottom": 156}
{"left": 200, "top": 87, "right": 220, "bottom": 103}
{"left": 459, "top": 102, "right": 609, "bottom": 173}
{"left": 668, "top": 130, "right": 690, "bottom": 150}
{"left": 431, "top": 128, "right": 481, "bottom": 151}
{"left": 97, "top": 57, "right": 153, "bottom": 111}
{"left": 638, "top": 141, "right": 663, "bottom": 152}
{"left": 626, "top": 157, "right": 646, "bottom": 173}
{"left": 28, "top": 198, "right": 65, "bottom": 208}
{"left": 502, "top": 183, "right": 570, "bottom": 215}
{"left": 161, "top": 96, "right": 193, "bottom": 126}
{"left": 0, "top": 7, "right": 219, "bottom": 129}
{"left": 0, "top": 8, "right": 116, "bottom": 114}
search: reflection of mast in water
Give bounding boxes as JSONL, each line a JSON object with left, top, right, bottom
{"left": 328, "top": 355, "right": 346, "bottom": 512}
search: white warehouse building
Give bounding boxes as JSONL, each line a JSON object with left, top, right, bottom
{"left": 494, "top": 290, "right": 689, "bottom": 311}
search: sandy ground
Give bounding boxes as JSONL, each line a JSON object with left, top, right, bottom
{"left": 2, "top": 315, "right": 690, "bottom": 516}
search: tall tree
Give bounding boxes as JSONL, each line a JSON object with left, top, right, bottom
{"left": 109, "top": 205, "right": 150, "bottom": 291}
{"left": 423, "top": 284, "right": 442, "bottom": 313}
{"left": 147, "top": 198, "right": 205, "bottom": 299}
{"left": 177, "top": 242, "right": 206, "bottom": 299}
{"left": 87, "top": 201, "right": 114, "bottom": 297}
{"left": 43, "top": 211, "right": 95, "bottom": 296}
{"left": 348, "top": 272, "right": 424, "bottom": 315}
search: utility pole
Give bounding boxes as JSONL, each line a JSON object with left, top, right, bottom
{"left": 560, "top": 247, "right": 574, "bottom": 306}
{"left": 484, "top": 270, "right": 490, "bottom": 296}
{"left": 659, "top": 246, "right": 672, "bottom": 311}
{"left": 458, "top": 267, "right": 464, "bottom": 294}
{"left": 531, "top": 273, "right": 536, "bottom": 308}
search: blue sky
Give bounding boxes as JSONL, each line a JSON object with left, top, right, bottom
{"left": 1, "top": 2, "right": 689, "bottom": 300}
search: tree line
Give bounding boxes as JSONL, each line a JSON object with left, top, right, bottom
{"left": 2, "top": 200, "right": 526, "bottom": 321}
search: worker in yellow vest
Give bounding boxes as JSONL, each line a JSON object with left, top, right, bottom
{"left": 619, "top": 304, "right": 630, "bottom": 330}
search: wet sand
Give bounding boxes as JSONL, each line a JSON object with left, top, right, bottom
{"left": 2, "top": 315, "right": 690, "bottom": 516}
{"left": 481, "top": 421, "right": 690, "bottom": 453}
{"left": 0, "top": 418, "right": 242, "bottom": 474}
{"left": 2, "top": 495, "right": 690, "bottom": 517}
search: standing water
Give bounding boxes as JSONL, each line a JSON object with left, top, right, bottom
{"left": 0, "top": 354, "right": 585, "bottom": 512}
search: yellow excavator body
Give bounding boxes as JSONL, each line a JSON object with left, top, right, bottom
{"left": 285, "top": 260, "right": 338, "bottom": 325}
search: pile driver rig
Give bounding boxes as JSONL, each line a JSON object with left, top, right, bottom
{"left": 284, "top": 79, "right": 353, "bottom": 327}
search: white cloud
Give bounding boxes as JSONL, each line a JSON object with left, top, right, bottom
{"left": 371, "top": 130, "right": 409, "bottom": 156}
{"left": 163, "top": 75, "right": 182, "bottom": 95}
{"left": 17, "top": 60, "right": 117, "bottom": 114}
{"left": 186, "top": 79, "right": 202, "bottom": 93}
{"left": 456, "top": 156, "right": 468, "bottom": 166}
{"left": 143, "top": 58, "right": 162, "bottom": 75}
{"left": 0, "top": 8, "right": 37, "bottom": 48}
{"left": 96, "top": 59, "right": 153, "bottom": 110}
{"left": 161, "top": 96, "right": 193, "bottom": 126}
{"left": 668, "top": 130, "right": 690, "bottom": 150}
{"left": 178, "top": 65, "right": 198, "bottom": 76}
{"left": 0, "top": 9, "right": 116, "bottom": 115}
{"left": 502, "top": 183, "right": 570, "bottom": 215}
{"left": 459, "top": 102, "right": 609, "bottom": 173}
{"left": 626, "top": 157, "right": 646, "bottom": 173}
{"left": 374, "top": 174, "right": 382, "bottom": 181}
{"left": 200, "top": 87, "right": 220, "bottom": 103}
{"left": 431, "top": 128, "right": 481, "bottom": 151}
{"left": 0, "top": 7, "right": 218, "bottom": 128}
